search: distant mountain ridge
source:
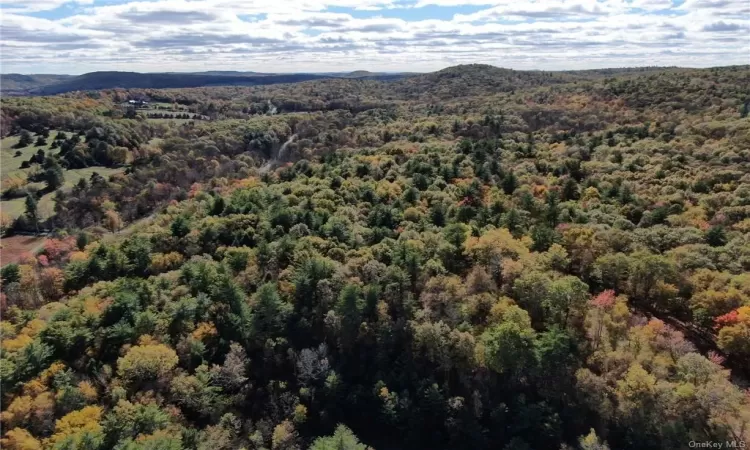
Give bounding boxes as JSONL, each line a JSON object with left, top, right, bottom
{"left": 1, "top": 74, "right": 74, "bottom": 96}
{"left": 0, "top": 65, "right": 724, "bottom": 97}
{"left": 0, "top": 70, "right": 415, "bottom": 96}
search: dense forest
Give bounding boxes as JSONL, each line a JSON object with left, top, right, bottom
{"left": 1, "top": 64, "right": 750, "bottom": 450}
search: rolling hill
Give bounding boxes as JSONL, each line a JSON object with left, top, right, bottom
{"left": 0, "top": 70, "right": 415, "bottom": 97}
{"left": 28, "top": 72, "right": 336, "bottom": 95}
{"left": 0, "top": 74, "right": 74, "bottom": 96}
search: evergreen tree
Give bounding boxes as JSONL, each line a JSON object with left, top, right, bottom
{"left": 171, "top": 216, "right": 190, "bottom": 238}
{"left": 502, "top": 171, "right": 518, "bottom": 195}
{"left": 545, "top": 191, "right": 560, "bottom": 227}
{"left": 25, "top": 193, "right": 40, "bottom": 235}
{"left": 705, "top": 225, "right": 727, "bottom": 247}
{"left": 43, "top": 157, "right": 65, "bottom": 191}
{"left": 16, "top": 130, "right": 33, "bottom": 148}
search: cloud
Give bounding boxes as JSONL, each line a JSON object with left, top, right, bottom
{"left": 0, "top": 13, "right": 109, "bottom": 44}
{"left": 133, "top": 34, "right": 287, "bottom": 49}
{"left": 0, "top": 0, "right": 748, "bottom": 73}
{"left": 117, "top": 10, "right": 221, "bottom": 24}
{"left": 679, "top": 0, "right": 749, "bottom": 16}
{"left": 454, "top": 0, "right": 620, "bottom": 22}
{"left": 0, "top": 0, "right": 93, "bottom": 13}
{"left": 701, "top": 20, "right": 745, "bottom": 31}
{"left": 275, "top": 14, "right": 350, "bottom": 29}
{"left": 627, "top": 0, "right": 675, "bottom": 11}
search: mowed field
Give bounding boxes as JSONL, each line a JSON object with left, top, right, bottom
{"left": 145, "top": 117, "right": 196, "bottom": 124}
{"left": 138, "top": 102, "right": 208, "bottom": 121}
{"left": 145, "top": 101, "right": 190, "bottom": 110}
{"left": 1, "top": 132, "right": 124, "bottom": 219}
{"left": 1, "top": 133, "right": 60, "bottom": 183}
{"left": 1, "top": 166, "right": 123, "bottom": 218}
{"left": 139, "top": 108, "right": 201, "bottom": 117}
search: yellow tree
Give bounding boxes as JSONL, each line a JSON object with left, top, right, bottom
{"left": 117, "top": 343, "right": 178, "bottom": 384}
{"left": 104, "top": 210, "right": 122, "bottom": 233}
{"left": 1, "top": 428, "right": 42, "bottom": 450}
{"left": 46, "top": 405, "right": 103, "bottom": 448}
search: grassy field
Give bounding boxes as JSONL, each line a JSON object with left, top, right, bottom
{"left": 139, "top": 108, "right": 199, "bottom": 117}
{"left": 147, "top": 102, "right": 189, "bottom": 110}
{"left": 1, "top": 130, "right": 125, "bottom": 219}
{"left": 1, "top": 132, "right": 65, "bottom": 183}
{"left": 1, "top": 166, "right": 123, "bottom": 219}
{"left": 145, "top": 118, "right": 196, "bottom": 124}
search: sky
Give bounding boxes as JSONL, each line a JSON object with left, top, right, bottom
{"left": 0, "top": 0, "right": 748, "bottom": 74}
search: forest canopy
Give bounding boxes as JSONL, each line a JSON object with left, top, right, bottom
{"left": 1, "top": 64, "right": 750, "bottom": 450}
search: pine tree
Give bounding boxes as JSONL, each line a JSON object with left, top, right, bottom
{"left": 502, "top": 171, "right": 518, "bottom": 195}
{"left": 16, "top": 130, "right": 33, "bottom": 148}
{"left": 705, "top": 225, "right": 727, "bottom": 247}
{"left": 43, "top": 157, "right": 65, "bottom": 191}
{"left": 170, "top": 216, "right": 190, "bottom": 238}
{"left": 545, "top": 191, "right": 560, "bottom": 227}
{"left": 25, "top": 194, "right": 40, "bottom": 235}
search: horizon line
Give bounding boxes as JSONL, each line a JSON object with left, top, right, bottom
{"left": 5, "top": 63, "right": 748, "bottom": 77}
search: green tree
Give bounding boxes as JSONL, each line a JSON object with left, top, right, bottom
{"left": 336, "top": 284, "right": 363, "bottom": 348}
{"left": 310, "top": 424, "right": 369, "bottom": 450}
{"left": 441, "top": 223, "right": 469, "bottom": 273}
{"left": 705, "top": 225, "right": 727, "bottom": 247}
{"left": 531, "top": 225, "right": 556, "bottom": 252}
{"left": 121, "top": 236, "right": 153, "bottom": 276}
{"left": 25, "top": 193, "right": 40, "bottom": 235}
{"left": 16, "top": 130, "right": 33, "bottom": 148}
{"left": 482, "top": 305, "right": 536, "bottom": 378}
{"left": 502, "top": 171, "right": 518, "bottom": 195}
{"left": 251, "top": 283, "right": 291, "bottom": 344}
{"left": 561, "top": 177, "right": 579, "bottom": 201}
{"left": 43, "top": 157, "right": 65, "bottom": 191}
{"left": 545, "top": 276, "right": 590, "bottom": 329}
{"left": 1, "top": 263, "right": 20, "bottom": 284}
{"left": 545, "top": 190, "right": 560, "bottom": 227}
{"left": 210, "top": 196, "right": 226, "bottom": 216}
{"left": 171, "top": 216, "right": 190, "bottom": 238}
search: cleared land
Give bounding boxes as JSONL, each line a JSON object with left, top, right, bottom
{"left": 1, "top": 167, "right": 123, "bottom": 219}
{"left": 139, "top": 109, "right": 201, "bottom": 117}
{"left": 145, "top": 117, "right": 197, "bottom": 124}
{"left": 0, "top": 234, "right": 46, "bottom": 266}
{"left": 1, "top": 131, "right": 123, "bottom": 219}
{"left": 1, "top": 132, "right": 63, "bottom": 183}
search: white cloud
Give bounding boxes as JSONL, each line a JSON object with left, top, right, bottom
{"left": 0, "top": 0, "right": 93, "bottom": 14}
{"left": 0, "top": 0, "right": 748, "bottom": 73}
{"left": 454, "top": 0, "right": 619, "bottom": 22}
{"left": 626, "top": 0, "right": 674, "bottom": 11}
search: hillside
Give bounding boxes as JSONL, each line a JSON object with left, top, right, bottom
{"left": 0, "top": 70, "right": 416, "bottom": 97}
{"left": 30, "top": 71, "right": 337, "bottom": 95}
{"left": 1, "top": 64, "right": 750, "bottom": 450}
{"left": 387, "top": 64, "right": 579, "bottom": 99}
{"left": 0, "top": 74, "right": 74, "bottom": 96}
{"left": 3, "top": 65, "right": 663, "bottom": 99}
